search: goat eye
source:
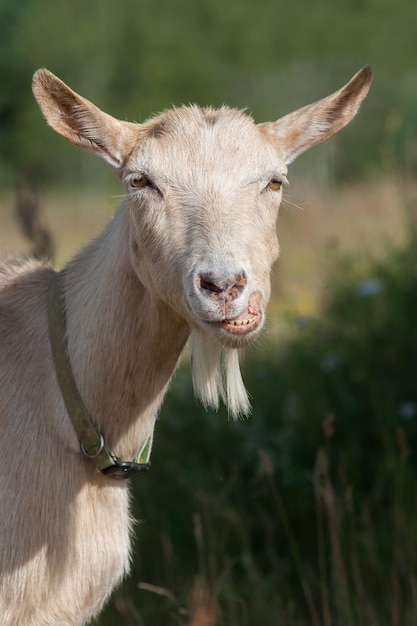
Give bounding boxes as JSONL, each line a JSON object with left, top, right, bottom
{"left": 268, "top": 179, "right": 283, "bottom": 191}
{"left": 130, "top": 175, "right": 150, "bottom": 189}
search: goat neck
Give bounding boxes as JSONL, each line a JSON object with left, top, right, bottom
{"left": 62, "top": 205, "right": 189, "bottom": 463}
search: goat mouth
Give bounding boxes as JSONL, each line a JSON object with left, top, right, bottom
{"left": 192, "top": 291, "right": 264, "bottom": 340}
{"left": 215, "top": 303, "right": 262, "bottom": 336}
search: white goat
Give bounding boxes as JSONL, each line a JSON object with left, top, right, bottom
{"left": 0, "top": 67, "right": 371, "bottom": 625}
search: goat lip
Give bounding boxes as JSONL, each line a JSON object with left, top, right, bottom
{"left": 196, "top": 291, "right": 263, "bottom": 338}
{"left": 215, "top": 308, "right": 262, "bottom": 335}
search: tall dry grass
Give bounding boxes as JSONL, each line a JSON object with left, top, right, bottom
{"left": 274, "top": 178, "right": 411, "bottom": 318}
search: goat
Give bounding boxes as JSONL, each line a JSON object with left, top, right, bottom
{"left": 0, "top": 66, "right": 371, "bottom": 625}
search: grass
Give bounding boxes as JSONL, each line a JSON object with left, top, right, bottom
{"left": 270, "top": 178, "right": 409, "bottom": 326}
{"left": 0, "top": 186, "right": 116, "bottom": 265}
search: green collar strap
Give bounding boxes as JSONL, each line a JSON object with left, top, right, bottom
{"left": 47, "top": 270, "right": 153, "bottom": 479}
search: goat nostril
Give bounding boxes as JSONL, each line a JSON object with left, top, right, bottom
{"left": 197, "top": 270, "right": 247, "bottom": 299}
{"left": 199, "top": 277, "right": 223, "bottom": 294}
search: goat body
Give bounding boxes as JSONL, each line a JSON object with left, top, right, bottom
{"left": 0, "top": 67, "right": 371, "bottom": 624}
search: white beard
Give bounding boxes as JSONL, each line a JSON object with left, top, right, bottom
{"left": 190, "top": 331, "right": 251, "bottom": 419}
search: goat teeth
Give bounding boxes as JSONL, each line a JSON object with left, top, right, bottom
{"left": 226, "top": 317, "right": 256, "bottom": 327}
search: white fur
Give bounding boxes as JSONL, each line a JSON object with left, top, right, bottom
{"left": 190, "top": 331, "right": 250, "bottom": 418}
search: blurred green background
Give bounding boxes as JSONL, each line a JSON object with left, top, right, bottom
{"left": 1, "top": 0, "right": 417, "bottom": 188}
{"left": 1, "top": 1, "right": 417, "bottom": 624}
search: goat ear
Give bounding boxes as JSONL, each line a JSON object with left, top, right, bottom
{"left": 32, "top": 69, "right": 138, "bottom": 172}
{"left": 259, "top": 66, "right": 372, "bottom": 165}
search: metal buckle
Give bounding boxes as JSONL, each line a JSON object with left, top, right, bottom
{"left": 101, "top": 455, "right": 151, "bottom": 479}
{"left": 81, "top": 433, "right": 105, "bottom": 459}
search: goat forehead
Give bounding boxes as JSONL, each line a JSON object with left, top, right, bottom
{"left": 141, "top": 105, "right": 256, "bottom": 140}
{"left": 130, "top": 106, "right": 279, "bottom": 180}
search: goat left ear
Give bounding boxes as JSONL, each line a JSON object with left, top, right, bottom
{"left": 259, "top": 66, "right": 372, "bottom": 165}
{"left": 32, "top": 69, "right": 139, "bottom": 172}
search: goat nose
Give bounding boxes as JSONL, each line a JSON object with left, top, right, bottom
{"left": 197, "top": 270, "right": 247, "bottom": 301}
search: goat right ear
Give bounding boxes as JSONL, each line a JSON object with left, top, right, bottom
{"left": 259, "top": 66, "right": 372, "bottom": 165}
{"left": 32, "top": 69, "right": 138, "bottom": 172}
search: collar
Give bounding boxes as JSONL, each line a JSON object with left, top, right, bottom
{"left": 47, "top": 270, "right": 153, "bottom": 479}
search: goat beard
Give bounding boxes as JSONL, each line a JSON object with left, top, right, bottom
{"left": 190, "top": 331, "right": 251, "bottom": 419}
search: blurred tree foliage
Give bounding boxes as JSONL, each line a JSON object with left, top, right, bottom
{"left": 1, "top": 0, "right": 417, "bottom": 188}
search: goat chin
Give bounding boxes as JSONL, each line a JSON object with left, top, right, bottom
{"left": 190, "top": 331, "right": 251, "bottom": 419}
